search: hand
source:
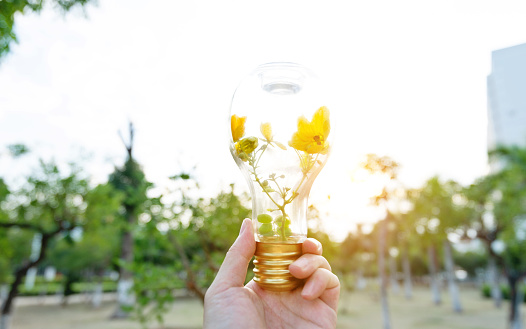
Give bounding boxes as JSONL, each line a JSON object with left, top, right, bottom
{"left": 203, "top": 218, "right": 340, "bottom": 329}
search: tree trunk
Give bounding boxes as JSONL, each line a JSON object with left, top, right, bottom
{"left": 356, "top": 269, "right": 367, "bottom": 290}
{"left": 443, "top": 240, "right": 462, "bottom": 313}
{"left": 0, "top": 285, "right": 7, "bottom": 306}
{"left": 402, "top": 245, "right": 413, "bottom": 300}
{"left": 508, "top": 274, "right": 523, "bottom": 329}
{"left": 488, "top": 255, "right": 503, "bottom": 308}
{"left": 427, "top": 244, "right": 441, "bottom": 305}
{"left": 1, "top": 231, "right": 54, "bottom": 329}
{"left": 389, "top": 255, "right": 400, "bottom": 295}
{"left": 92, "top": 280, "right": 103, "bottom": 308}
{"left": 111, "top": 122, "right": 138, "bottom": 319}
{"left": 378, "top": 219, "right": 391, "bottom": 329}
{"left": 112, "top": 213, "right": 135, "bottom": 318}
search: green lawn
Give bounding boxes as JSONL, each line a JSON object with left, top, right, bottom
{"left": 9, "top": 286, "right": 523, "bottom": 329}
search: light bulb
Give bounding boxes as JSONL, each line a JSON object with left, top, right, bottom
{"left": 229, "top": 62, "right": 334, "bottom": 291}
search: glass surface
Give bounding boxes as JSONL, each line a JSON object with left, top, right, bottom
{"left": 229, "top": 62, "right": 333, "bottom": 244}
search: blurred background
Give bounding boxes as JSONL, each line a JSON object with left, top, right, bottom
{"left": 1, "top": 1, "right": 526, "bottom": 328}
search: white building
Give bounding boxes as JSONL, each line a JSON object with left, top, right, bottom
{"left": 487, "top": 43, "right": 526, "bottom": 151}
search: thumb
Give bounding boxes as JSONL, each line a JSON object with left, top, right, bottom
{"left": 212, "top": 218, "right": 255, "bottom": 290}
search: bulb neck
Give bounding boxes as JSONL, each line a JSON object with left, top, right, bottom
{"left": 253, "top": 241, "right": 303, "bottom": 292}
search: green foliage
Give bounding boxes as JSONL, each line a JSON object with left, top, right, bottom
{"left": 481, "top": 283, "right": 526, "bottom": 303}
{"left": 128, "top": 180, "right": 251, "bottom": 328}
{"left": 6, "top": 144, "right": 29, "bottom": 157}
{"left": 453, "top": 250, "right": 488, "bottom": 277}
{"left": 407, "top": 176, "right": 465, "bottom": 242}
{"left": 109, "top": 158, "right": 152, "bottom": 215}
{"left": 129, "top": 261, "right": 184, "bottom": 326}
{"left": 0, "top": 160, "right": 90, "bottom": 275}
{"left": 487, "top": 145, "right": 526, "bottom": 276}
{"left": 0, "top": 0, "right": 94, "bottom": 61}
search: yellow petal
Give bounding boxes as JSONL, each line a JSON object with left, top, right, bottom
{"left": 274, "top": 141, "right": 287, "bottom": 150}
{"left": 260, "top": 122, "right": 273, "bottom": 141}
{"left": 231, "top": 115, "right": 246, "bottom": 142}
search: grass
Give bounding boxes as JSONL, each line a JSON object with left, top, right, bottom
{"left": 8, "top": 286, "right": 524, "bottom": 329}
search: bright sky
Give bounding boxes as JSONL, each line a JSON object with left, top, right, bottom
{"left": 1, "top": 0, "right": 526, "bottom": 241}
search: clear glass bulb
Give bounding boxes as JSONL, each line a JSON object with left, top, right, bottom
{"left": 229, "top": 62, "right": 333, "bottom": 291}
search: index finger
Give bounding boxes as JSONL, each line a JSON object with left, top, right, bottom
{"left": 303, "top": 238, "right": 323, "bottom": 255}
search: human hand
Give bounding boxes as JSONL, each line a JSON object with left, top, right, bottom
{"left": 203, "top": 218, "right": 340, "bottom": 329}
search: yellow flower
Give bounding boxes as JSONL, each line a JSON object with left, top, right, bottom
{"left": 260, "top": 122, "right": 273, "bottom": 142}
{"left": 289, "top": 106, "right": 330, "bottom": 154}
{"left": 261, "top": 122, "right": 287, "bottom": 150}
{"left": 231, "top": 115, "right": 246, "bottom": 142}
{"left": 235, "top": 137, "right": 258, "bottom": 157}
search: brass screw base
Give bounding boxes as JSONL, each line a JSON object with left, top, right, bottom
{"left": 253, "top": 241, "right": 303, "bottom": 292}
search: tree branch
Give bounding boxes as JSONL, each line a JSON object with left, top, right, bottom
{"left": 0, "top": 221, "right": 46, "bottom": 232}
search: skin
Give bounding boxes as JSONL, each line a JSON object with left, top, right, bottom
{"left": 203, "top": 218, "right": 340, "bottom": 329}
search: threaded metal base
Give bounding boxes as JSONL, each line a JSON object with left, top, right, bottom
{"left": 253, "top": 242, "right": 303, "bottom": 292}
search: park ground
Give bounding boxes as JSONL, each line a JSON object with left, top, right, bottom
{"left": 9, "top": 286, "right": 525, "bottom": 329}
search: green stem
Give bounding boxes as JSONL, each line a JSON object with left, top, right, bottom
{"left": 247, "top": 145, "right": 322, "bottom": 242}
{"left": 270, "top": 177, "right": 285, "bottom": 198}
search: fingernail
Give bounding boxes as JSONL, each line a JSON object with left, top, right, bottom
{"left": 239, "top": 218, "right": 249, "bottom": 235}
{"left": 302, "top": 284, "right": 314, "bottom": 299}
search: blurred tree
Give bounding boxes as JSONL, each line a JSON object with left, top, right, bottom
{"left": 0, "top": 0, "right": 94, "bottom": 61}
{"left": 108, "top": 122, "right": 153, "bottom": 318}
{"left": 453, "top": 250, "right": 487, "bottom": 278}
{"left": 0, "top": 144, "right": 29, "bottom": 308}
{"left": 336, "top": 222, "right": 378, "bottom": 292}
{"left": 462, "top": 175, "right": 503, "bottom": 307}
{"left": 488, "top": 145, "right": 526, "bottom": 329}
{"left": 360, "top": 153, "right": 399, "bottom": 329}
{"left": 0, "top": 160, "right": 89, "bottom": 329}
{"left": 408, "top": 176, "right": 464, "bottom": 313}
{"left": 0, "top": 179, "right": 11, "bottom": 306}
{"left": 396, "top": 208, "right": 419, "bottom": 300}
{"left": 130, "top": 178, "right": 251, "bottom": 329}
{"left": 45, "top": 183, "right": 122, "bottom": 307}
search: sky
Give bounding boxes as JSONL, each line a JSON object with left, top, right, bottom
{"left": 1, "top": 0, "right": 526, "bottom": 241}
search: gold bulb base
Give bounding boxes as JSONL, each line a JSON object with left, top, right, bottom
{"left": 253, "top": 241, "right": 303, "bottom": 292}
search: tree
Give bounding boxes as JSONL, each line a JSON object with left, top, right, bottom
{"left": 0, "top": 160, "right": 90, "bottom": 329}
{"left": 129, "top": 178, "right": 251, "bottom": 328}
{"left": 407, "top": 176, "right": 464, "bottom": 313}
{"left": 0, "top": 145, "right": 29, "bottom": 311}
{"left": 360, "top": 153, "right": 399, "bottom": 329}
{"left": 462, "top": 175, "right": 503, "bottom": 307}
{"left": 109, "top": 122, "right": 153, "bottom": 318}
{"left": 0, "top": 0, "right": 95, "bottom": 61}
{"left": 488, "top": 145, "right": 526, "bottom": 329}
{"left": 45, "top": 183, "right": 122, "bottom": 306}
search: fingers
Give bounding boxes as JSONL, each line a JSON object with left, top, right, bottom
{"left": 302, "top": 238, "right": 323, "bottom": 255}
{"left": 210, "top": 219, "right": 255, "bottom": 291}
{"left": 290, "top": 238, "right": 327, "bottom": 280}
{"left": 289, "top": 254, "right": 331, "bottom": 279}
{"left": 301, "top": 268, "right": 340, "bottom": 310}
{"left": 292, "top": 238, "right": 340, "bottom": 310}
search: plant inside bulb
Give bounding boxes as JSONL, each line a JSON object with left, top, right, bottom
{"left": 230, "top": 106, "right": 331, "bottom": 243}
{"left": 229, "top": 62, "right": 333, "bottom": 291}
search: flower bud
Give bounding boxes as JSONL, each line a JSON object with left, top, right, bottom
{"left": 237, "top": 136, "right": 258, "bottom": 154}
